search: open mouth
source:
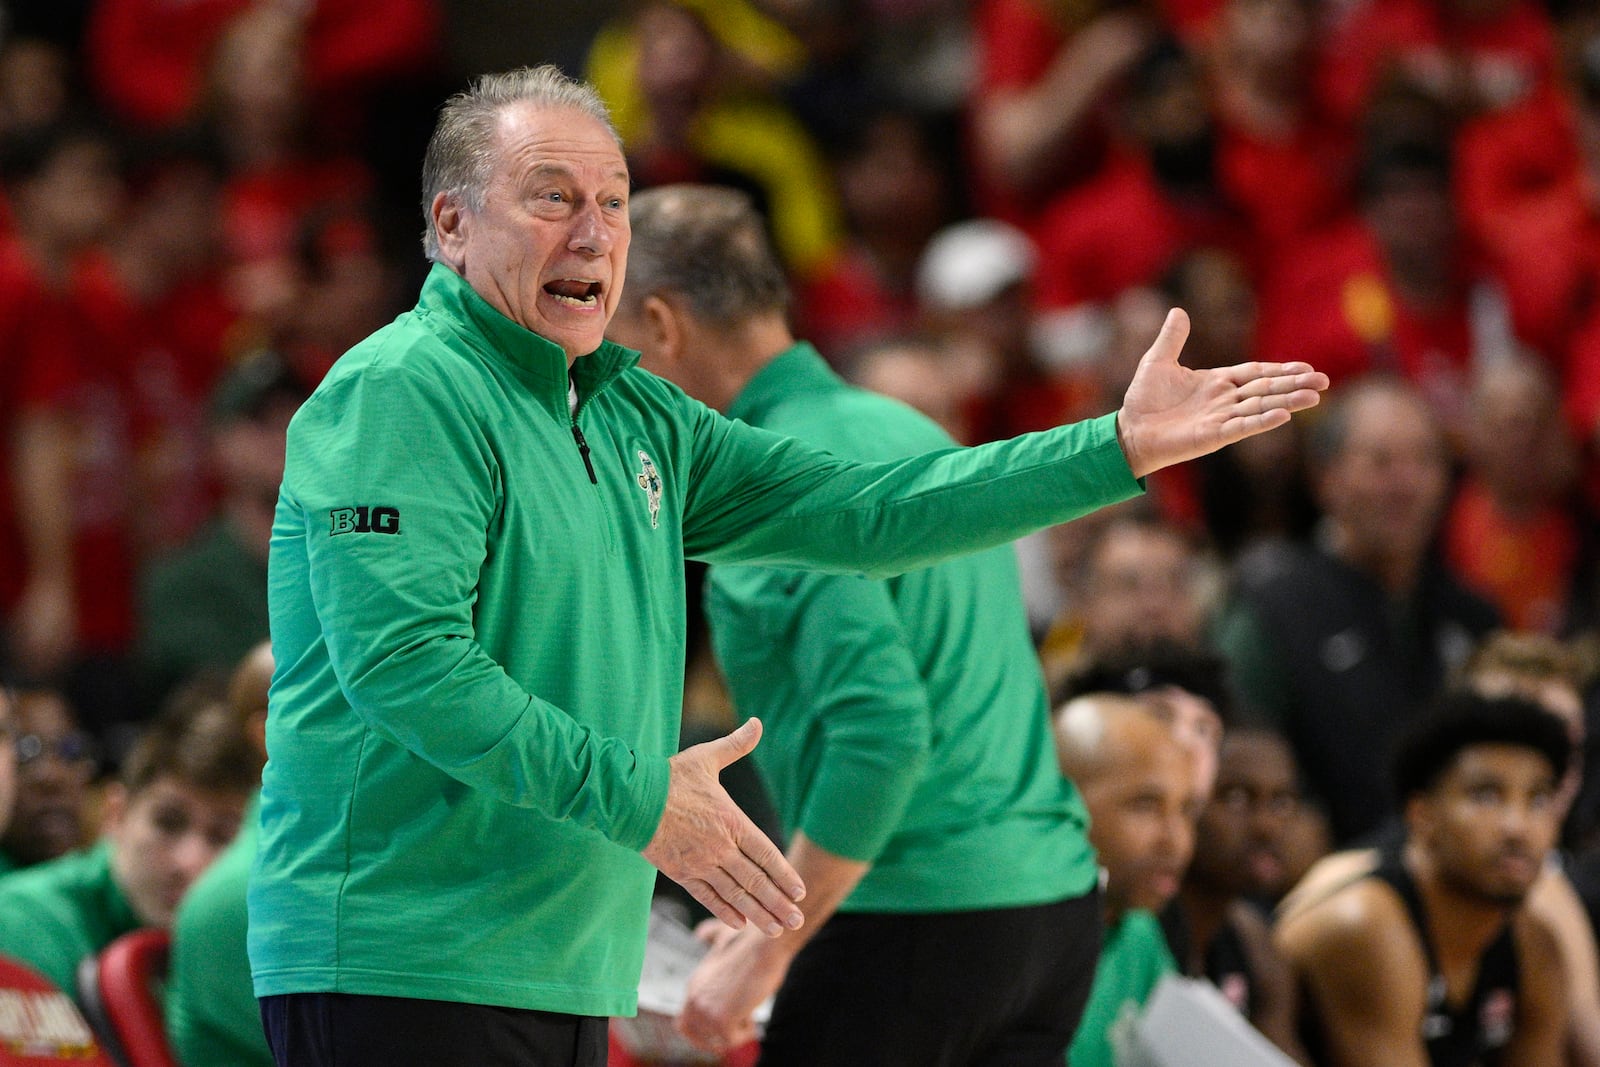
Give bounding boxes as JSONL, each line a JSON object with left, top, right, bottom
{"left": 544, "top": 279, "right": 602, "bottom": 309}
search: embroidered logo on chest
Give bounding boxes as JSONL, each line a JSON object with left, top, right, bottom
{"left": 636, "top": 451, "right": 662, "bottom": 530}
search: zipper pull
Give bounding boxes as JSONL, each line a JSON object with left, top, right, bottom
{"left": 571, "top": 424, "right": 597, "bottom": 484}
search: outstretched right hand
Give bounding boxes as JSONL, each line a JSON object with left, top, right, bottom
{"left": 642, "top": 719, "right": 806, "bottom": 936}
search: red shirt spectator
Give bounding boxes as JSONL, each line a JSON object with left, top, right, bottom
{"left": 792, "top": 248, "right": 918, "bottom": 360}
{"left": 1444, "top": 480, "right": 1580, "bottom": 634}
{"left": 1316, "top": 0, "right": 1558, "bottom": 128}
{"left": 1257, "top": 218, "right": 1476, "bottom": 411}
{"left": 969, "top": 0, "right": 1150, "bottom": 226}
{"left": 1443, "top": 357, "right": 1584, "bottom": 634}
{"left": 1457, "top": 84, "right": 1600, "bottom": 358}
{"left": 0, "top": 240, "right": 77, "bottom": 615}
{"left": 1214, "top": 115, "right": 1353, "bottom": 259}
{"left": 85, "top": 0, "right": 440, "bottom": 130}
{"left": 71, "top": 250, "right": 238, "bottom": 556}
{"left": 1033, "top": 149, "right": 1252, "bottom": 310}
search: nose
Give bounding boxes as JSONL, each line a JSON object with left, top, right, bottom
{"left": 568, "top": 201, "right": 613, "bottom": 256}
{"left": 1162, "top": 811, "right": 1196, "bottom": 868}
{"left": 173, "top": 831, "right": 221, "bottom": 885}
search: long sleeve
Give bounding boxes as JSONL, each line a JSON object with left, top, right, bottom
{"left": 734, "top": 568, "right": 933, "bottom": 862}
{"left": 681, "top": 406, "right": 1141, "bottom": 576}
{"left": 279, "top": 360, "right": 668, "bottom": 850}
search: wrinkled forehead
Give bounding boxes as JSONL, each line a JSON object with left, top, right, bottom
{"left": 493, "top": 102, "right": 629, "bottom": 182}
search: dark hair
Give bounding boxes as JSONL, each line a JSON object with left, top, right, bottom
{"left": 119, "top": 681, "right": 263, "bottom": 797}
{"left": 1127, "top": 34, "right": 1197, "bottom": 105}
{"left": 120, "top": 127, "right": 227, "bottom": 195}
{"left": 1357, "top": 137, "right": 1451, "bottom": 205}
{"left": 208, "top": 348, "right": 310, "bottom": 425}
{"left": 1393, "top": 689, "right": 1572, "bottom": 800}
{"left": 622, "top": 184, "right": 791, "bottom": 327}
{"left": 1055, "top": 638, "right": 1234, "bottom": 723}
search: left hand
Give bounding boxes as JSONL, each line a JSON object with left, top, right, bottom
{"left": 1115, "top": 308, "right": 1329, "bottom": 479}
{"left": 676, "top": 920, "right": 794, "bottom": 1054}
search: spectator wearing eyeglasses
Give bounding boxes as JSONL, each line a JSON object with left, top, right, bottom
{"left": 0, "top": 686, "right": 95, "bottom": 872}
{"left": 0, "top": 686, "right": 259, "bottom": 993}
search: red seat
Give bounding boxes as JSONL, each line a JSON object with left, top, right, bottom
{"left": 607, "top": 1016, "right": 759, "bottom": 1066}
{"left": 0, "top": 953, "right": 118, "bottom": 1065}
{"left": 75, "top": 931, "right": 180, "bottom": 1067}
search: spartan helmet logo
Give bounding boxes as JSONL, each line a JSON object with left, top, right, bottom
{"left": 636, "top": 451, "right": 661, "bottom": 530}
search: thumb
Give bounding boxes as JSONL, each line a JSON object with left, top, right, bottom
{"left": 705, "top": 717, "right": 762, "bottom": 771}
{"left": 1140, "top": 307, "right": 1191, "bottom": 368}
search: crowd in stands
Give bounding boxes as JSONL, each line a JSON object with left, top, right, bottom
{"left": 8, "top": 0, "right": 1600, "bottom": 1063}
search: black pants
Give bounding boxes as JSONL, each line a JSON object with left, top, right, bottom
{"left": 259, "top": 992, "right": 609, "bottom": 1067}
{"left": 758, "top": 888, "right": 1103, "bottom": 1067}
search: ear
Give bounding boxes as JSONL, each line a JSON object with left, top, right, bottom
{"left": 1403, "top": 792, "right": 1430, "bottom": 842}
{"left": 640, "top": 293, "right": 686, "bottom": 368}
{"left": 432, "top": 191, "right": 469, "bottom": 269}
{"left": 249, "top": 711, "right": 268, "bottom": 761}
{"left": 100, "top": 782, "right": 128, "bottom": 837}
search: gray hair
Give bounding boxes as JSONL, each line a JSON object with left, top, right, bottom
{"left": 419, "top": 65, "right": 619, "bottom": 261}
{"left": 622, "top": 184, "right": 791, "bottom": 327}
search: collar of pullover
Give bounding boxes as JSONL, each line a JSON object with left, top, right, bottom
{"left": 417, "top": 263, "right": 640, "bottom": 423}
{"left": 728, "top": 341, "right": 835, "bottom": 424}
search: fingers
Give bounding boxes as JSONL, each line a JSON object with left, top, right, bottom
{"left": 678, "top": 1001, "right": 758, "bottom": 1055}
{"left": 1217, "top": 407, "right": 1294, "bottom": 447}
{"left": 682, "top": 843, "right": 807, "bottom": 937}
{"left": 681, "top": 877, "right": 749, "bottom": 933}
{"left": 1140, "top": 307, "right": 1191, "bottom": 367}
{"left": 1226, "top": 363, "right": 1330, "bottom": 394}
{"left": 704, "top": 868, "right": 791, "bottom": 937}
{"left": 717, "top": 850, "right": 806, "bottom": 935}
{"left": 737, "top": 821, "right": 806, "bottom": 904}
{"left": 700, "top": 717, "right": 763, "bottom": 772}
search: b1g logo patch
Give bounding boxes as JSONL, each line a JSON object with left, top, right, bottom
{"left": 329, "top": 505, "right": 401, "bottom": 536}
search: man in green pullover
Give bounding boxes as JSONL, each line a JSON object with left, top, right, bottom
{"left": 605, "top": 183, "right": 1102, "bottom": 1064}
{"left": 252, "top": 64, "right": 1326, "bottom": 1067}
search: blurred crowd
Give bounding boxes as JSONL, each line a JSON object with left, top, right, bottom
{"left": 10, "top": 0, "right": 1600, "bottom": 1062}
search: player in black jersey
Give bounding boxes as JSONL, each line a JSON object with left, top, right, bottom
{"left": 1276, "top": 691, "right": 1570, "bottom": 1067}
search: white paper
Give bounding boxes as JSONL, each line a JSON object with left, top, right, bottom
{"left": 1122, "top": 975, "right": 1298, "bottom": 1067}
{"left": 614, "top": 901, "right": 772, "bottom": 1062}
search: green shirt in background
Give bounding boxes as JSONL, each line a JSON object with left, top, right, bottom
{"left": 0, "top": 841, "right": 141, "bottom": 994}
{"left": 254, "top": 265, "right": 1140, "bottom": 1017}
{"left": 708, "top": 345, "right": 1100, "bottom": 911}
{"left": 139, "top": 519, "right": 269, "bottom": 703}
{"left": 167, "top": 793, "right": 270, "bottom": 1067}
{"left": 1068, "top": 909, "right": 1178, "bottom": 1067}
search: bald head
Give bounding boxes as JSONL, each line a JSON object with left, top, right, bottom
{"left": 1054, "top": 693, "right": 1155, "bottom": 784}
{"left": 1055, "top": 692, "right": 1199, "bottom": 917}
